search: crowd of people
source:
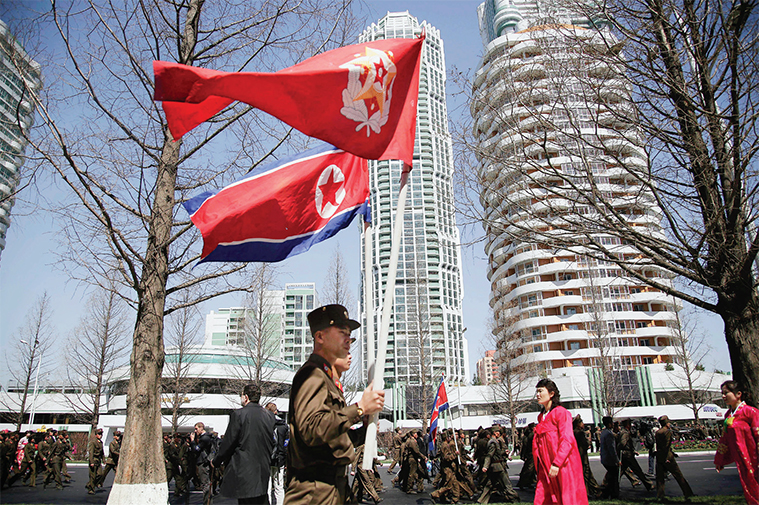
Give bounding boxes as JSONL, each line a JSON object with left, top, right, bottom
{"left": 2, "top": 303, "right": 758, "bottom": 505}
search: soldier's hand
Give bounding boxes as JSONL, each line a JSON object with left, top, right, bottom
{"left": 358, "top": 383, "right": 385, "bottom": 416}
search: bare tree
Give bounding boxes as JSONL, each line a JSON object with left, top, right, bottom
{"left": 2, "top": 292, "right": 56, "bottom": 431}
{"left": 667, "top": 305, "right": 719, "bottom": 421}
{"left": 8, "top": 2, "right": 360, "bottom": 500}
{"left": 457, "top": 0, "right": 759, "bottom": 402}
{"left": 64, "top": 285, "right": 130, "bottom": 428}
{"left": 487, "top": 306, "right": 538, "bottom": 450}
{"left": 162, "top": 300, "right": 203, "bottom": 434}
{"left": 231, "top": 264, "right": 282, "bottom": 395}
{"left": 322, "top": 247, "right": 354, "bottom": 308}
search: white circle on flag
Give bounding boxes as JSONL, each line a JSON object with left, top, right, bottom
{"left": 315, "top": 164, "right": 346, "bottom": 219}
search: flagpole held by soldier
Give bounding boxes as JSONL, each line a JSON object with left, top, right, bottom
{"left": 284, "top": 304, "right": 384, "bottom": 505}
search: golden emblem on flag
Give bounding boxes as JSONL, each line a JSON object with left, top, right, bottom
{"left": 340, "top": 47, "right": 398, "bottom": 135}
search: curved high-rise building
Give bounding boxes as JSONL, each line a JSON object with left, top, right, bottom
{"left": 472, "top": 1, "right": 679, "bottom": 405}
{"left": 0, "top": 21, "right": 41, "bottom": 260}
{"left": 359, "top": 12, "right": 469, "bottom": 388}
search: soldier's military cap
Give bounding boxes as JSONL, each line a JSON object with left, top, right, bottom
{"left": 307, "top": 304, "right": 360, "bottom": 334}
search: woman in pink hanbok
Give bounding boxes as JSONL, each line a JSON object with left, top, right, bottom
{"left": 532, "top": 379, "right": 588, "bottom": 505}
{"left": 714, "top": 380, "right": 759, "bottom": 505}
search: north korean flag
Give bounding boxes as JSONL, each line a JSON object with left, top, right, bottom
{"left": 184, "top": 143, "right": 369, "bottom": 264}
{"left": 154, "top": 36, "right": 423, "bottom": 166}
{"left": 428, "top": 376, "right": 449, "bottom": 455}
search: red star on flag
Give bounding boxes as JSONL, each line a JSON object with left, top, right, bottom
{"left": 319, "top": 169, "right": 343, "bottom": 209}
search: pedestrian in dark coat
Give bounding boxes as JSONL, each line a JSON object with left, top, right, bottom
{"left": 212, "top": 383, "right": 276, "bottom": 504}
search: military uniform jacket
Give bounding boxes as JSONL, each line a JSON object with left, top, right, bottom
{"left": 106, "top": 439, "right": 120, "bottom": 466}
{"left": 50, "top": 439, "right": 68, "bottom": 462}
{"left": 440, "top": 440, "right": 456, "bottom": 467}
{"left": 22, "top": 442, "right": 35, "bottom": 463}
{"left": 287, "top": 353, "right": 362, "bottom": 472}
{"left": 655, "top": 426, "right": 675, "bottom": 462}
{"left": 404, "top": 438, "right": 423, "bottom": 462}
{"left": 619, "top": 428, "right": 635, "bottom": 456}
{"left": 88, "top": 439, "right": 104, "bottom": 465}
{"left": 483, "top": 437, "right": 505, "bottom": 473}
{"left": 39, "top": 440, "right": 52, "bottom": 462}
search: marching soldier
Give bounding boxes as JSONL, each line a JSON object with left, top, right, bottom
{"left": 171, "top": 433, "right": 190, "bottom": 500}
{"left": 516, "top": 424, "right": 536, "bottom": 489}
{"left": 99, "top": 430, "right": 121, "bottom": 486}
{"left": 351, "top": 443, "right": 382, "bottom": 504}
{"left": 656, "top": 415, "right": 694, "bottom": 500}
{"left": 8, "top": 435, "right": 37, "bottom": 487}
{"left": 284, "top": 304, "right": 384, "bottom": 505}
{"left": 388, "top": 427, "right": 403, "bottom": 473}
{"left": 163, "top": 433, "right": 175, "bottom": 490}
{"left": 479, "top": 427, "right": 519, "bottom": 504}
{"left": 86, "top": 428, "right": 104, "bottom": 494}
{"left": 619, "top": 419, "right": 653, "bottom": 491}
{"left": 431, "top": 431, "right": 460, "bottom": 503}
{"left": 43, "top": 430, "right": 68, "bottom": 489}
{"left": 403, "top": 431, "right": 426, "bottom": 494}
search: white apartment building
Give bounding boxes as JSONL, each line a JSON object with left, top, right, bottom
{"left": 359, "top": 12, "right": 469, "bottom": 386}
{"left": 472, "top": 0, "right": 687, "bottom": 415}
{"left": 204, "top": 283, "right": 317, "bottom": 370}
{"left": 0, "top": 20, "right": 42, "bottom": 259}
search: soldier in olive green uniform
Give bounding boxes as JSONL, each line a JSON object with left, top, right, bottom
{"left": 432, "top": 432, "right": 460, "bottom": 503}
{"left": 38, "top": 433, "right": 53, "bottom": 482}
{"left": 9, "top": 438, "right": 37, "bottom": 487}
{"left": 98, "top": 430, "right": 121, "bottom": 486}
{"left": 86, "top": 429, "right": 104, "bottom": 494}
{"left": 478, "top": 427, "right": 519, "bottom": 504}
{"left": 171, "top": 433, "right": 190, "bottom": 499}
{"left": 403, "top": 431, "right": 425, "bottom": 494}
{"left": 388, "top": 428, "right": 402, "bottom": 473}
{"left": 43, "top": 430, "right": 68, "bottom": 489}
{"left": 284, "top": 305, "right": 385, "bottom": 505}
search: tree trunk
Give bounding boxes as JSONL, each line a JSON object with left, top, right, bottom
{"left": 108, "top": 137, "right": 179, "bottom": 504}
{"left": 720, "top": 290, "right": 759, "bottom": 406}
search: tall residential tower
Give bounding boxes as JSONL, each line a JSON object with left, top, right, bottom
{"left": 472, "top": 1, "right": 679, "bottom": 407}
{"left": 0, "top": 20, "right": 42, "bottom": 260}
{"left": 359, "top": 12, "right": 469, "bottom": 388}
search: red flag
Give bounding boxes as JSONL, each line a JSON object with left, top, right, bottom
{"left": 154, "top": 37, "right": 423, "bottom": 166}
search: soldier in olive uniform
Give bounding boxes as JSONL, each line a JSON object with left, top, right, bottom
{"left": 8, "top": 436, "right": 37, "bottom": 487}
{"left": 171, "top": 433, "right": 190, "bottom": 500}
{"left": 478, "top": 427, "right": 519, "bottom": 504}
{"left": 351, "top": 443, "right": 382, "bottom": 504}
{"left": 284, "top": 304, "right": 385, "bottom": 505}
{"left": 43, "top": 430, "right": 68, "bottom": 489}
{"left": 86, "top": 428, "right": 104, "bottom": 494}
{"left": 163, "top": 433, "right": 175, "bottom": 489}
{"left": 388, "top": 428, "right": 402, "bottom": 473}
{"left": 431, "top": 431, "right": 460, "bottom": 503}
{"left": 403, "top": 431, "right": 426, "bottom": 494}
{"left": 656, "top": 415, "right": 694, "bottom": 500}
{"left": 38, "top": 433, "right": 53, "bottom": 482}
{"left": 98, "top": 430, "right": 121, "bottom": 486}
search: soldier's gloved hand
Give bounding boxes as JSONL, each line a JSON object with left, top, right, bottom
{"left": 358, "top": 383, "right": 385, "bottom": 416}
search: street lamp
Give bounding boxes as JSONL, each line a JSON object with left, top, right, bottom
{"left": 20, "top": 339, "right": 42, "bottom": 428}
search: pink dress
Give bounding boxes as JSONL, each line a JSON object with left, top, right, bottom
{"left": 532, "top": 406, "right": 588, "bottom": 505}
{"left": 714, "top": 402, "right": 759, "bottom": 505}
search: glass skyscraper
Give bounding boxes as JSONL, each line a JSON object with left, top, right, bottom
{"left": 359, "top": 12, "right": 469, "bottom": 387}
{"left": 0, "top": 20, "right": 42, "bottom": 260}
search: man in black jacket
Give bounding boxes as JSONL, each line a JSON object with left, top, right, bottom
{"left": 212, "top": 383, "right": 276, "bottom": 505}
{"left": 191, "top": 422, "right": 215, "bottom": 505}
{"left": 265, "top": 402, "right": 288, "bottom": 505}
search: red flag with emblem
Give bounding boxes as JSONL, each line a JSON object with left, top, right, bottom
{"left": 154, "top": 36, "right": 423, "bottom": 166}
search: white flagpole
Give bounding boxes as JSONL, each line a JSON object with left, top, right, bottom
{"left": 363, "top": 165, "right": 411, "bottom": 470}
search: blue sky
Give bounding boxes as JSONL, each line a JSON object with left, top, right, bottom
{"left": 0, "top": 0, "right": 731, "bottom": 388}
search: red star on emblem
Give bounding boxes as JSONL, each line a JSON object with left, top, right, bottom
{"left": 373, "top": 59, "right": 386, "bottom": 85}
{"left": 319, "top": 169, "right": 343, "bottom": 210}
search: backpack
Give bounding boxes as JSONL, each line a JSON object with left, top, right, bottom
{"left": 272, "top": 421, "right": 289, "bottom": 467}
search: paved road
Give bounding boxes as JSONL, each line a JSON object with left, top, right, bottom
{"left": 0, "top": 453, "right": 744, "bottom": 504}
